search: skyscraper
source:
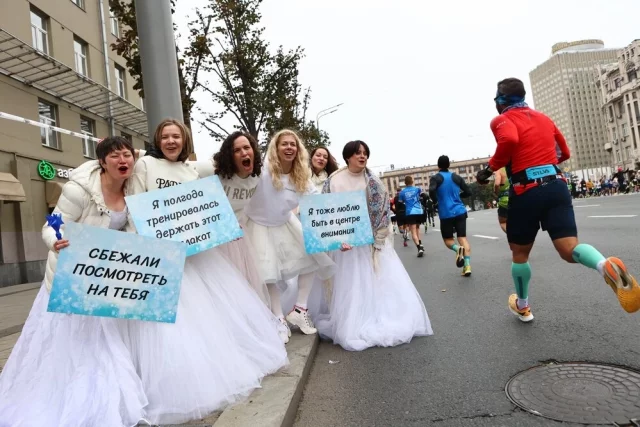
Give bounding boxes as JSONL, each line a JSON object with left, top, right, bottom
{"left": 529, "top": 40, "right": 619, "bottom": 172}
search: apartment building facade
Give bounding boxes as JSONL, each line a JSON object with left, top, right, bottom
{"left": 595, "top": 39, "right": 640, "bottom": 171}
{"left": 0, "top": 0, "right": 148, "bottom": 286}
{"left": 529, "top": 40, "right": 619, "bottom": 172}
{"left": 379, "top": 157, "right": 490, "bottom": 196}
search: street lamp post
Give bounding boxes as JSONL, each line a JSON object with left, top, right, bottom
{"left": 316, "top": 102, "right": 344, "bottom": 134}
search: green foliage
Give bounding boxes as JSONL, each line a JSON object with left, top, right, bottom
{"left": 465, "top": 181, "right": 497, "bottom": 210}
{"left": 109, "top": 0, "right": 329, "bottom": 149}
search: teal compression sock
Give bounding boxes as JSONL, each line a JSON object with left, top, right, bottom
{"left": 572, "top": 243, "right": 606, "bottom": 271}
{"left": 450, "top": 243, "right": 459, "bottom": 252}
{"left": 464, "top": 256, "right": 470, "bottom": 267}
{"left": 512, "top": 262, "right": 531, "bottom": 301}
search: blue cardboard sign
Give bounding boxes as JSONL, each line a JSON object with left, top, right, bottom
{"left": 47, "top": 222, "right": 186, "bottom": 323}
{"left": 299, "top": 190, "right": 375, "bottom": 254}
{"left": 125, "top": 175, "right": 243, "bottom": 256}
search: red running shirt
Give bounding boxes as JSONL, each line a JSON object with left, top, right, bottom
{"left": 488, "top": 107, "right": 570, "bottom": 174}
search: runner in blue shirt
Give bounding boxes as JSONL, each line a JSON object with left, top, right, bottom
{"left": 429, "top": 155, "right": 472, "bottom": 276}
{"left": 399, "top": 176, "right": 425, "bottom": 257}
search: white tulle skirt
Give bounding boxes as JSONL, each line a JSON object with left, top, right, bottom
{"left": 311, "top": 244, "right": 433, "bottom": 352}
{"left": 119, "top": 246, "right": 288, "bottom": 425}
{"left": 0, "top": 284, "right": 148, "bottom": 427}
{"left": 243, "top": 214, "right": 335, "bottom": 287}
{"left": 217, "top": 235, "right": 270, "bottom": 308}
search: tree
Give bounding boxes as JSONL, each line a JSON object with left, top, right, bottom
{"left": 465, "top": 182, "right": 496, "bottom": 210}
{"left": 193, "top": 0, "right": 328, "bottom": 149}
{"left": 109, "top": 0, "right": 211, "bottom": 129}
{"left": 109, "top": 0, "right": 329, "bottom": 149}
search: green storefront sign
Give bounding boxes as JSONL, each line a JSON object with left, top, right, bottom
{"left": 37, "top": 160, "right": 74, "bottom": 181}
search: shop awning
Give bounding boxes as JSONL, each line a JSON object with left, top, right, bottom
{"left": 45, "top": 180, "right": 64, "bottom": 208}
{"left": 0, "top": 172, "right": 26, "bottom": 202}
{"left": 0, "top": 29, "right": 148, "bottom": 137}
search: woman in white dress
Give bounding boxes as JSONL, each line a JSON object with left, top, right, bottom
{"left": 125, "top": 119, "right": 288, "bottom": 424}
{"left": 0, "top": 137, "right": 148, "bottom": 427}
{"left": 188, "top": 131, "right": 269, "bottom": 306}
{"left": 243, "top": 129, "right": 335, "bottom": 343}
{"left": 309, "top": 146, "right": 339, "bottom": 192}
{"left": 313, "top": 140, "right": 433, "bottom": 351}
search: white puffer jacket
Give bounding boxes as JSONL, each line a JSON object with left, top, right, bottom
{"left": 42, "top": 160, "right": 135, "bottom": 292}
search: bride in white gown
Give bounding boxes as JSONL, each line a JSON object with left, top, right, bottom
{"left": 312, "top": 140, "right": 433, "bottom": 351}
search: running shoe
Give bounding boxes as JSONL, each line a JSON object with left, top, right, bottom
{"left": 286, "top": 306, "right": 317, "bottom": 335}
{"left": 278, "top": 317, "right": 291, "bottom": 344}
{"left": 455, "top": 246, "right": 465, "bottom": 268}
{"left": 602, "top": 257, "right": 640, "bottom": 313}
{"left": 508, "top": 294, "right": 534, "bottom": 322}
{"left": 461, "top": 265, "right": 471, "bottom": 277}
{"left": 417, "top": 245, "right": 424, "bottom": 258}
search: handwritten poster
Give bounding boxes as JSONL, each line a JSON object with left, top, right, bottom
{"left": 299, "top": 190, "right": 375, "bottom": 254}
{"left": 47, "top": 222, "right": 186, "bottom": 323}
{"left": 125, "top": 175, "right": 243, "bottom": 256}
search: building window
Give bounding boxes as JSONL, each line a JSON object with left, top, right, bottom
{"left": 115, "top": 65, "right": 126, "bottom": 98}
{"left": 30, "top": 8, "right": 49, "bottom": 54}
{"left": 110, "top": 9, "right": 120, "bottom": 37}
{"left": 71, "top": 0, "right": 84, "bottom": 9}
{"left": 74, "top": 37, "right": 88, "bottom": 76}
{"left": 38, "top": 100, "right": 59, "bottom": 149}
{"left": 80, "top": 116, "right": 96, "bottom": 158}
{"left": 622, "top": 123, "right": 629, "bottom": 137}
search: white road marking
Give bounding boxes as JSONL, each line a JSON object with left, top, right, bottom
{"left": 575, "top": 204, "right": 600, "bottom": 208}
{"left": 432, "top": 228, "right": 441, "bottom": 232}
{"left": 473, "top": 234, "right": 499, "bottom": 240}
{"left": 588, "top": 215, "right": 637, "bottom": 218}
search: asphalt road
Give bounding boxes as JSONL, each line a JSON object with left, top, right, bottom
{"left": 295, "top": 193, "right": 640, "bottom": 427}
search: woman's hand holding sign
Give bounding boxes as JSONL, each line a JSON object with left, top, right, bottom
{"left": 54, "top": 239, "right": 70, "bottom": 252}
{"left": 340, "top": 242, "right": 352, "bottom": 252}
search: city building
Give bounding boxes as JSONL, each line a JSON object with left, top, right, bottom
{"left": 595, "top": 39, "right": 640, "bottom": 171}
{"left": 379, "top": 157, "right": 490, "bottom": 196}
{"left": 529, "top": 40, "right": 619, "bottom": 172}
{"left": 0, "top": 0, "right": 148, "bottom": 286}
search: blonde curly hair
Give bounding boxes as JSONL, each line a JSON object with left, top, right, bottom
{"left": 266, "top": 129, "right": 310, "bottom": 193}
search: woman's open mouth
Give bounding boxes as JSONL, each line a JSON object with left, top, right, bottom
{"left": 241, "top": 158, "right": 252, "bottom": 168}
{"left": 118, "top": 166, "right": 129, "bottom": 174}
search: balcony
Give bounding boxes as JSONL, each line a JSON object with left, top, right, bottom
{"left": 0, "top": 30, "right": 148, "bottom": 136}
{"left": 604, "top": 142, "right": 612, "bottom": 151}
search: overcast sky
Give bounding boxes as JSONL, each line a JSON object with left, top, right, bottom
{"left": 174, "top": 0, "right": 640, "bottom": 172}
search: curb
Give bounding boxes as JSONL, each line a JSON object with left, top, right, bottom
{"left": 213, "top": 333, "right": 319, "bottom": 427}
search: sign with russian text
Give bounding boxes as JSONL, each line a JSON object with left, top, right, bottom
{"left": 299, "top": 190, "right": 374, "bottom": 254}
{"left": 47, "top": 222, "right": 186, "bottom": 323}
{"left": 125, "top": 175, "right": 243, "bottom": 256}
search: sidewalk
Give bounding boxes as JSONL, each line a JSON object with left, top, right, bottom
{"left": 0, "top": 284, "right": 317, "bottom": 427}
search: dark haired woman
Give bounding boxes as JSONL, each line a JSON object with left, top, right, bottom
{"left": 0, "top": 137, "right": 149, "bottom": 426}
{"left": 310, "top": 146, "right": 339, "bottom": 192}
{"left": 313, "top": 140, "right": 432, "bottom": 351}
{"left": 189, "top": 130, "right": 269, "bottom": 306}
{"left": 125, "top": 119, "right": 287, "bottom": 424}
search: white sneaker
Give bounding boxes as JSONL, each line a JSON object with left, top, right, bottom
{"left": 286, "top": 306, "right": 317, "bottom": 335}
{"left": 278, "top": 317, "right": 291, "bottom": 344}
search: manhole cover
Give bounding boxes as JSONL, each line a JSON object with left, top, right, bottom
{"left": 506, "top": 362, "right": 640, "bottom": 425}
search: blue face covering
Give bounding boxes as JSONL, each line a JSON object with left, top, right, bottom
{"left": 495, "top": 91, "right": 528, "bottom": 111}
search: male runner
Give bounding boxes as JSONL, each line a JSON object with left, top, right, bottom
{"left": 393, "top": 188, "right": 409, "bottom": 246}
{"left": 493, "top": 167, "right": 509, "bottom": 233}
{"left": 429, "top": 155, "right": 472, "bottom": 276}
{"left": 399, "top": 176, "right": 425, "bottom": 257}
{"left": 476, "top": 77, "right": 640, "bottom": 321}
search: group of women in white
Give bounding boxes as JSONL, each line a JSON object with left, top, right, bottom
{"left": 0, "top": 119, "right": 432, "bottom": 427}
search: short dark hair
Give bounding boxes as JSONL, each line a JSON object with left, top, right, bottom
{"left": 96, "top": 136, "right": 135, "bottom": 168}
{"left": 404, "top": 175, "right": 414, "bottom": 185}
{"left": 497, "top": 78, "right": 526, "bottom": 98}
{"left": 342, "top": 140, "right": 370, "bottom": 163}
{"left": 437, "top": 155, "right": 450, "bottom": 170}
{"left": 213, "top": 131, "right": 262, "bottom": 179}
